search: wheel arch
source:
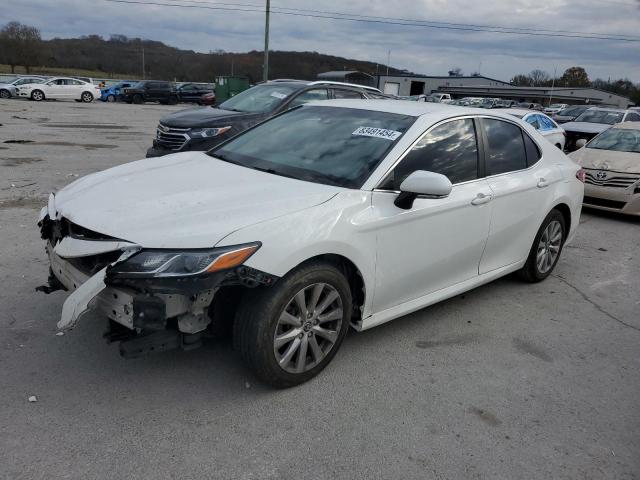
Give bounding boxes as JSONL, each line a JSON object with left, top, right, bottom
{"left": 287, "top": 253, "right": 367, "bottom": 327}
{"left": 551, "top": 202, "right": 571, "bottom": 240}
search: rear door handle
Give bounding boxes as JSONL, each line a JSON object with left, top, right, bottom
{"left": 537, "top": 178, "right": 550, "bottom": 188}
{"left": 471, "top": 192, "right": 493, "bottom": 205}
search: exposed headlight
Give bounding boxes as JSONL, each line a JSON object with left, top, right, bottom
{"left": 188, "top": 126, "right": 232, "bottom": 139}
{"left": 108, "top": 243, "right": 260, "bottom": 278}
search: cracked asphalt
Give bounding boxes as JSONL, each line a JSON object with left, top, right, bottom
{"left": 1, "top": 99, "right": 639, "bottom": 480}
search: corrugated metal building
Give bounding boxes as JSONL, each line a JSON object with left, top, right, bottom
{"left": 317, "top": 71, "right": 376, "bottom": 87}
{"left": 435, "top": 85, "right": 633, "bottom": 108}
{"left": 376, "top": 74, "right": 511, "bottom": 96}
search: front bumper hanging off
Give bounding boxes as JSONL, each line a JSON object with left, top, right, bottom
{"left": 38, "top": 209, "right": 276, "bottom": 356}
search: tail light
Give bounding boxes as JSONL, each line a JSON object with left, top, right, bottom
{"left": 576, "top": 168, "right": 586, "bottom": 183}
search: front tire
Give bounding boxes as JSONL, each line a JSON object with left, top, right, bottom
{"left": 234, "top": 261, "right": 352, "bottom": 388}
{"left": 518, "top": 209, "right": 566, "bottom": 282}
{"left": 132, "top": 94, "right": 143, "bottom": 104}
{"left": 31, "top": 90, "right": 44, "bottom": 101}
{"left": 0, "top": 89, "right": 10, "bottom": 99}
{"left": 106, "top": 94, "right": 116, "bottom": 102}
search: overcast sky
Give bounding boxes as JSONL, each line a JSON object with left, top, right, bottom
{"left": 10, "top": 0, "right": 640, "bottom": 82}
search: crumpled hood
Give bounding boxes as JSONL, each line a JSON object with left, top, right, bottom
{"left": 160, "top": 106, "right": 262, "bottom": 128}
{"left": 562, "top": 122, "right": 611, "bottom": 135}
{"left": 53, "top": 152, "right": 341, "bottom": 248}
{"left": 569, "top": 148, "right": 640, "bottom": 174}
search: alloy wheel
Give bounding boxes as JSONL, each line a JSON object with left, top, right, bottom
{"left": 82, "top": 92, "right": 93, "bottom": 102}
{"left": 273, "top": 282, "right": 343, "bottom": 374}
{"left": 536, "top": 220, "right": 562, "bottom": 274}
{"left": 0, "top": 90, "right": 9, "bottom": 99}
{"left": 32, "top": 91, "right": 43, "bottom": 101}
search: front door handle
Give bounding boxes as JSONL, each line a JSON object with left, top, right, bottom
{"left": 537, "top": 178, "right": 550, "bottom": 188}
{"left": 471, "top": 192, "right": 493, "bottom": 206}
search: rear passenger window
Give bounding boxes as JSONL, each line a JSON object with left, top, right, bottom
{"left": 289, "top": 89, "right": 329, "bottom": 108}
{"left": 333, "top": 89, "right": 363, "bottom": 99}
{"left": 482, "top": 119, "right": 527, "bottom": 175}
{"left": 380, "top": 118, "right": 478, "bottom": 189}
{"left": 523, "top": 133, "right": 541, "bottom": 166}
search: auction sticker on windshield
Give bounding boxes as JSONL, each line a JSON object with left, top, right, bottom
{"left": 270, "top": 91, "right": 288, "bottom": 99}
{"left": 352, "top": 126, "right": 402, "bottom": 141}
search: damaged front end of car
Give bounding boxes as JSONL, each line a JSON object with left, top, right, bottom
{"left": 37, "top": 197, "right": 277, "bottom": 358}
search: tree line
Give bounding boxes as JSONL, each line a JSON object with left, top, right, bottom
{"left": 510, "top": 67, "right": 640, "bottom": 104}
{"left": 0, "top": 22, "right": 403, "bottom": 83}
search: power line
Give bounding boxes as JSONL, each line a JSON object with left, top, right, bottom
{"left": 102, "top": 0, "right": 640, "bottom": 42}
{"left": 162, "top": 0, "right": 640, "bottom": 40}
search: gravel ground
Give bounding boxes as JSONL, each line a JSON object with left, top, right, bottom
{"left": 0, "top": 98, "right": 639, "bottom": 480}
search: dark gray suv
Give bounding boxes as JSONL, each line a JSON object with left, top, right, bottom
{"left": 146, "top": 80, "right": 385, "bottom": 158}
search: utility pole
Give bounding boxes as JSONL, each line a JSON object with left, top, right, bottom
{"left": 548, "top": 65, "right": 557, "bottom": 107}
{"left": 263, "top": 0, "right": 270, "bottom": 82}
{"left": 142, "top": 46, "right": 145, "bottom": 80}
{"left": 386, "top": 50, "right": 390, "bottom": 76}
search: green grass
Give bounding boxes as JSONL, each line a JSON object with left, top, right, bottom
{"left": 0, "top": 64, "right": 139, "bottom": 80}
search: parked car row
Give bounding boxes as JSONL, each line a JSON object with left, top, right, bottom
{"left": 0, "top": 75, "right": 217, "bottom": 105}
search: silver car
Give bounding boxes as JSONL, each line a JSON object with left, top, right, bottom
{"left": 0, "top": 76, "right": 46, "bottom": 99}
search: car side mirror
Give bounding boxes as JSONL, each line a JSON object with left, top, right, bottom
{"left": 394, "top": 170, "right": 453, "bottom": 209}
{"left": 575, "top": 139, "right": 587, "bottom": 149}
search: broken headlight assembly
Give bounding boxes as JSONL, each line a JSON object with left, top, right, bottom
{"left": 108, "top": 243, "right": 260, "bottom": 278}
{"left": 188, "top": 126, "right": 232, "bottom": 139}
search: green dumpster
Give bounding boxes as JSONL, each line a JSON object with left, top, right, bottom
{"left": 215, "top": 76, "right": 250, "bottom": 103}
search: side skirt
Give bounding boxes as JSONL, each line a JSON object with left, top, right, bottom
{"left": 358, "top": 261, "right": 524, "bottom": 331}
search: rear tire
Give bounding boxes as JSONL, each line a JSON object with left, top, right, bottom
{"left": 518, "top": 209, "right": 566, "bottom": 282}
{"left": 81, "top": 92, "right": 93, "bottom": 103}
{"left": 31, "top": 90, "right": 44, "bottom": 101}
{"left": 234, "top": 261, "right": 352, "bottom": 388}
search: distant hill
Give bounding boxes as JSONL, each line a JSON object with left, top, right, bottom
{"left": 32, "top": 35, "right": 406, "bottom": 82}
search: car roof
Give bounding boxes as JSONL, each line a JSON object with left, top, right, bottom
{"left": 501, "top": 108, "right": 537, "bottom": 117}
{"left": 304, "top": 99, "right": 521, "bottom": 121}
{"left": 266, "top": 79, "right": 381, "bottom": 93}
{"left": 612, "top": 121, "right": 640, "bottom": 130}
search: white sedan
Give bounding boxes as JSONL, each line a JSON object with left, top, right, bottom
{"left": 503, "top": 108, "right": 566, "bottom": 150}
{"left": 37, "top": 101, "right": 584, "bottom": 387}
{"left": 16, "top": 77, "right": 101, "bottom": 103}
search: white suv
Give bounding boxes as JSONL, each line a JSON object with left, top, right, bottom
{"left": 38, "top": 100, "right": 584, "bottom": 387}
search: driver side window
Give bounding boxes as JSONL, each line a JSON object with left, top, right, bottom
{"left": 379, "top": 118, "right": 479, "bottom": 190}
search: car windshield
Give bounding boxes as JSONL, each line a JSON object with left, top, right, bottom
{"left": 559, "top": 107, "right": 586, "bottom": 117}
{"left": 209, "top": 106, "right": 416, "bottom": 188}
{"left": 574, "top": 110, "right": 624, "bottom": 125}
{"left": 587, "top": 128, "right": 640, "bottom": 153}
{"left": 218, "top": 84, "right": 298, "bottom": 113}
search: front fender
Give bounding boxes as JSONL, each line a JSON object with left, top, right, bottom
{"left": 216, "top": 190, "right": 377, "bottom": 319}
